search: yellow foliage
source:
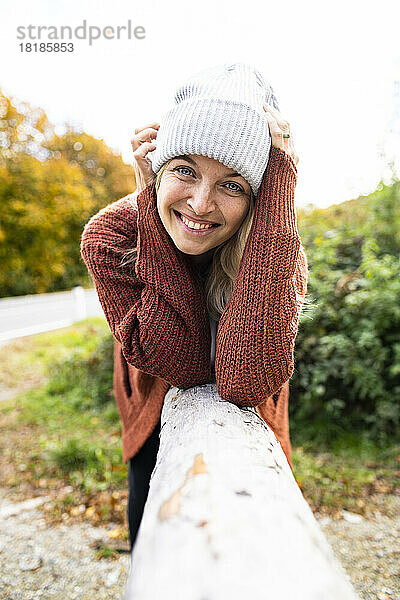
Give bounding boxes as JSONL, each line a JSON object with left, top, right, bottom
{"left": 0, "top": 89, "right": 135, "bottom": 297}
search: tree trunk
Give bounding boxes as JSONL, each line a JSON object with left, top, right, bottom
{"left": 124, "top": 382, "right": 359, "bottom": 600}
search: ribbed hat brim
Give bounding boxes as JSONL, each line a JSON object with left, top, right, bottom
{"left": 152, "top": 97, "right": 272, "bottom": 197}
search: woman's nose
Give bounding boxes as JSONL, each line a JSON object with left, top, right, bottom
{"left": 187, "top": 185, "right": 216, "bottom": 215}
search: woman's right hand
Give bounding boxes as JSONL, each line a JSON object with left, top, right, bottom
{"left": 131, "top": 122, "right": 160, "bottom": 193}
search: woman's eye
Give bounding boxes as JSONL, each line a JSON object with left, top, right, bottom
{"left": 224, "top": 182, "right": 243, "bottom": 193}
{"left": 174, "top": 166, "right": 193, "bottom": 177}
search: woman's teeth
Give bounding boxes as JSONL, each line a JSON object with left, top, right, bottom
{"left": 179, "top": 212, "right": 216, "bottom": 230}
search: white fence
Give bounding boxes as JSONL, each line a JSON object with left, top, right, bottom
{"left": 0, "top": 286, "right": 104, "bottom": 344}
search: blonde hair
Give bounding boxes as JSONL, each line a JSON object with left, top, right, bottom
{"left": 120, "top": 158, "right": 256, "bottom": 321}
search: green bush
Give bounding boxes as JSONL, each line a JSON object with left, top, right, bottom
{"left": 291, "top": 178, "right": 400, "bottom": 447}
{"left": 50, "top": 438, "right": 89, "bottom": 471}
{"left": 47, "top": 436, "right": 125, "bottom": 491}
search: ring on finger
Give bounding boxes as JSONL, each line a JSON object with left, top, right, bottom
{"left": 281, "top": 122, "right": 291, "bottom": 137}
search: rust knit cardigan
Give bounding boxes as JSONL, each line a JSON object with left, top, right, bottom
{"left": 80, "top": 146, "right": 309, "bottom": 470}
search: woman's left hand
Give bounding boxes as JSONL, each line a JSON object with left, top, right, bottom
{"left": 263, "top": 103, "right": 299, "bottom": 167}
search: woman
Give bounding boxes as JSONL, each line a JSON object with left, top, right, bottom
{"left": 80, "top": 63, "right": 309, "bottom": 552}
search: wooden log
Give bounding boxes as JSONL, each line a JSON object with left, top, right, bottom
{"left": 124, "top": 383, "right": 359, "bottom": 600}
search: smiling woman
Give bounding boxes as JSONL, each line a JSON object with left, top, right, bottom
{"left": 80, "top": 62, "right": 309, "bottom": 554}
{"left": 153, "top": 152, "right": 255, "bottom": 313}
{"left": 118, "top": 151, "right": 257, "bottom": 318}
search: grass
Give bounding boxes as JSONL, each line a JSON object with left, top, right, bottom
{"left": 0, "top": 318, "right": 129, "bottom": 534}
{"left": 94, "top": 545, "right": 121, "bottom": 561}
{"left": 292, "top": 434, "right": 399, "bottom": 518}
{"left": 0, "top": 317, "right": 398, "bottom": 533}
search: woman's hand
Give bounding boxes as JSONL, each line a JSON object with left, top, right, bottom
{"left": 131, "top": 122, "right": 160, "bottom": 193}
{"left": 263, "top": 104, "right": 299, "bottom": 167}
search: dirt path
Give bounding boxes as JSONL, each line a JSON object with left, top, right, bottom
{"left": 0, "top": 489, "right": 398, "bottom": 599}
{"left": 0, "top": 490, "right": 130, "bottom": 600}
{"left": 317, "top": 498, "right": 399, "bottom": 600}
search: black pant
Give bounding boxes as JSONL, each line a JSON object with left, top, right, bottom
{"left": 127, "top": 417, "right": 161, "bottom": 551}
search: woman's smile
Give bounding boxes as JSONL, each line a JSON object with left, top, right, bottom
{"left": 173, "top": 209, "right": 221, "bottom": 236}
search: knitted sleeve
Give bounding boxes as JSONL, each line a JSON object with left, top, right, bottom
{"left": 215, "top": 146, "right": 309, "bottom": 407}
{"left": 80, "top": 186, "right": 211, "bottom": 388}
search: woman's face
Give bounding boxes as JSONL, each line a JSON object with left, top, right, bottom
{"left": 156, "top": 154, "right": 252, "bottom": 257}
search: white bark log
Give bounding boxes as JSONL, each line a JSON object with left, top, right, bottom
{"left": 124, "top": 382, "right": 359, "bottom": 600}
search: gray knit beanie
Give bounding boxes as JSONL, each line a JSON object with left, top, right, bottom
{"left": 151, "top": 62, "right": 280, "bottom": 197}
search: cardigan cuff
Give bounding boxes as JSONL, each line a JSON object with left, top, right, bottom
{"left": 259, "top": 146, "right": 299, "bottom": 236}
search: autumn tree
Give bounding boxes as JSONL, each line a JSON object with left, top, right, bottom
{"left": 0, "top": 90, "right": 136, "bottom": 296}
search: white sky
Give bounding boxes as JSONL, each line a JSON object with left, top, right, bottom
{"left": 1, "top": 0, "right": 399, "bottom": 209}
